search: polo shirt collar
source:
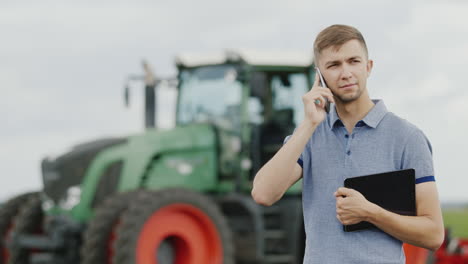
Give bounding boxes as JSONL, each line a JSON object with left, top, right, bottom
{"left": 328, "top": 103, "right": 342, "bottom": 129}
{"left": 328, "top": 99, "right": 388, "bottom": 129}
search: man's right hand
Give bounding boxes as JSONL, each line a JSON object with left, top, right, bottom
{"left": 252, "top": 72, "right": 334, "bottom": 206}
{"left": 302, "top": 72, "right": 335, "bottom": 125}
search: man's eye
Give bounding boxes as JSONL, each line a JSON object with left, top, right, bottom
{"left": 352, "top": 60, "right": 360, "bottom": 63}
{"left": 327, "top": 64, "right": 337, "bottom": 68}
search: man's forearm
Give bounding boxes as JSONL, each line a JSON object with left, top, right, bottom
{"left": 252, "top": 120, "right": 317, "bottom": 206}
{"left": 368, "top": 204, "right": 444, "bottom": 251}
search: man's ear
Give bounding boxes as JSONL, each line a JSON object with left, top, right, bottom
{"left": 367, "top": 59, "right": 374, "bottom": 77}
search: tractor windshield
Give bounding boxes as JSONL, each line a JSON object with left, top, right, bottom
{"left": 177, "top": 65, "right": 242, "bottom": 131}
{"left": 249, "top": 71, "right": 309, "bottom": 128}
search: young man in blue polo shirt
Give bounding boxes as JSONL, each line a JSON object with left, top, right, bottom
{"left": 251, "top": 24, "right": 444, "bottom": 263}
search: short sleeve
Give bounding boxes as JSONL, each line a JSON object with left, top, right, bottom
{"left": 283, "top": 134, "right": 304, "bottom": 168}
{"left": 401, "top": 129, "right": 435, "bottom": 184}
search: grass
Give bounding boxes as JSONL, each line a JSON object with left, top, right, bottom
{"left": 443, "top": 209, "right": 468, "bottom": 238}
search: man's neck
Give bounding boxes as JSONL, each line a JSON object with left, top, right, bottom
{"left": 335, "top": 95, "right": 375, "bottom": 134}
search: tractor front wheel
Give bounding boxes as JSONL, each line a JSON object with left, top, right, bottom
{"left": 81, "top": 191, "right": 138, "bottom": 264}
{"left": 0, "top": 192, "right": 37, "bottom": 264}
{"left": 7, "top": 194, "right": 43, "bottom": 264}
{"left": 113, "top": 189, "right": 234, "bottom": 264}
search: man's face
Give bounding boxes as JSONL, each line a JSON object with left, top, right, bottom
{"left": 316, "top": 39, "right": 373, "bottom": 104}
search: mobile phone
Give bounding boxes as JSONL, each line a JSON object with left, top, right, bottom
{"left": 315, "top": 67, "right": 331, "bottom": 113}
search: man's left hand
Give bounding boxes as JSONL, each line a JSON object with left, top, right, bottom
{"left": 334, "top": 187, "right": 377, "bottom": 225}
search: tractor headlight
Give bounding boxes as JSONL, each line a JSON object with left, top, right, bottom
{"left": 59, "top": 185, "right": 82, "bottom": 210}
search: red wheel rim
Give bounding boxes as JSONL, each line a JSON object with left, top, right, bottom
{"left": 136, "top": 203, "right": 223, "bottom": 264}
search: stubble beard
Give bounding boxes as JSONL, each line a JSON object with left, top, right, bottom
{"left": 334, "top": 88, "right": 363, "bottom": 104}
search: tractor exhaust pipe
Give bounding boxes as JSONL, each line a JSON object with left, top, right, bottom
{"left": 124, "top": 60, "right": 157, "bottom": 129}
{"left": 142, "top": 61, "right": 157, "bottom": 129}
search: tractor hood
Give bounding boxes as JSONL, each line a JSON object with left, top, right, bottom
{"left": 41, "top": 138, "right": 127, "bottom": 204}
{"left": 41, "top": 124, "right": 217, "bottom": 206}
{"left": 109, "top": 123, "right": 219, "bottom": 194}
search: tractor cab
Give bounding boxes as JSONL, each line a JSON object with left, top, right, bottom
{"left": 175, "top": 50, "right": 314, "bottom": 189}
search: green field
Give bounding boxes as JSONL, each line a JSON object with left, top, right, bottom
{"left": 443, "top": 209, "right": 468, "bottom": 238}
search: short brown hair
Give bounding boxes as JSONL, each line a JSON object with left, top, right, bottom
{"left": 313, "top": 24, "right": 368, "bottom": 64}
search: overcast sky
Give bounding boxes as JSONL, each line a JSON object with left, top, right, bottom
{"left": 1, "top": 0, "right": 467, "bottom": 203}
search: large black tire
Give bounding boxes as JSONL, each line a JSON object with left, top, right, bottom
{"left": 7, "top": 195, "right": 43, "bottom": 264}
{"left": 113, "top": 188, "right": 234, "bottom": 264}
{"left": 81, "top": 191, "right": 138, "bottom": 264}
{"left": 0, "top": 193, "right": 37, "bottom": 264}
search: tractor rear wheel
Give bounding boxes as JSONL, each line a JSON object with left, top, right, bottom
{"left": 81, "top": 191, "right": 138, "bottom": 264}
{"left": 0, "top": 192, "right": 37, "bottom": 264}
{"left": 113, "top": 188, "right": 234, "bottom": 264}
{"left": 7, "top": 194, "right": 43, "bottom": 264}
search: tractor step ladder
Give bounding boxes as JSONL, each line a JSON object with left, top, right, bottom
{"left": 262, "top": 205, "right": 295, "bottom": 264}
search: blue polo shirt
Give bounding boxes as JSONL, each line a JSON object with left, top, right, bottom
{"left": 286, "top": 99, "right": 435, "bottom": 264}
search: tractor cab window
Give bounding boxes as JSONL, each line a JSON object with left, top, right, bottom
{"left": 248, "top": 71, "right": 308, "bottom": 129}
{"left": 249, "top": 71, "right": 309, "bottom": 177}
{"left": 177, "top": 65, "right": 242, "bottom": 132}
{"left": 270, "top": 73, "right": 307, "bottom": 127}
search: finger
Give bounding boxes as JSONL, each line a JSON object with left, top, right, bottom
{"left": 335, "top": 188, "right": 344, "bottom": 196}
{"left": 322, "top": 89, "right": 335, "bottom": 103}
{"left": 318, "top": 90, "right": 335, "bottom": 104}
{"left": 304, "top": 89, "right": 333, "bottom": 108}
{"left": 309, "top": 87, "right": 334, "bottom": 103}
{"left": 313, "top": 96, "right": 326, "bottom": 109}
{"left": 336, "top": 208, "right": 344, "bottom": 215}
{"left": 335, "top": 192, "right": 343, "bottom": 199}
{"left": 302, "top": 93, "right": 323, "bottom": 108}
{"left": 336, "top": 187, "right": 353, "bottom": 197}
{"left": 344, "top": 218, "right": 360, "bottom": 225}
{"left": 305, "top": 86, "right": 329, "bottom": 96}
{"left": 336, "top": 197, "right": 344, "bottom": 209}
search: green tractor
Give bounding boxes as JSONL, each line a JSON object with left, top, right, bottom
{"left": 0, "top": 50, "right": 315, "bottom": 264}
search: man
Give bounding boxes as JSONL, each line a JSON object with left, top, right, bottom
{"left": 251, "top": 24, "right": 444, "bottom": 263}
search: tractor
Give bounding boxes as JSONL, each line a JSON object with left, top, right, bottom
{"left": 0, "top": 50, "right": 312, "bottom": 264}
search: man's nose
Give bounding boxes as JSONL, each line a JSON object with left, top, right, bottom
{"left": 340, "top": 65, "right": 353, "bottom": 79}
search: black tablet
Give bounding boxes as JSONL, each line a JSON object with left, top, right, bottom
{"left": 343, "top": 169, "right": 416, "bottom": 232}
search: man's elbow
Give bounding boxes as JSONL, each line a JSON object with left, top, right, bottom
{"left": 429, "top": 229, "right": 445, "bottom": 251}
{"left": 251, "top": 188, "right": 275, "bottom": 206}
{"left": 427, "top": 240, "right": 443, "bottom": 252}
{"left": 425, "top": 226, "right": 445, "bottom": 251}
